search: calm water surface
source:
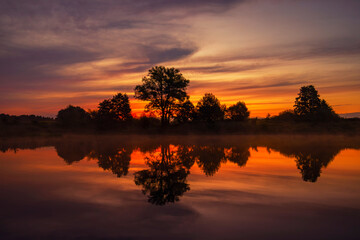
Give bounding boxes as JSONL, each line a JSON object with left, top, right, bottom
{"left": 0, "top": 135, "right": 359, "bottom": 240}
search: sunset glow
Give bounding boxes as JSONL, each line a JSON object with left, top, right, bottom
{"left": 1, "top": 0, "right": 359, "bottom": 117}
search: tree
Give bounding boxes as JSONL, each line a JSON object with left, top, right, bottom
{"left": 273, "top": 109, "right": 296, "bottom": 121}
{"left": 294, "top": 85, "right": 338, "bottom": 121}
{"left": 195, "top": 93, "right": 225, "bottom": 122}
{"left": 317, "top": 99, "right": 338, "bottom": 120}
{"left": 174, "top": 99, "right": 195, "bottom": 123}
{"left": 96, "top": 93, "right": 132, "bottom": 126}
{"left": 134, "top": 66, "right": 190, "bottom": 126}
{"left": 57, "top": 105, "right": 90, "bottom": 127}
{"left": 227, "top": 101, "right": 250, "bottom": 121}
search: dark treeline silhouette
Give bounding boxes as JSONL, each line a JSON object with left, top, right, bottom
{"left": 1, "top": 66, "right": 359, "bottom": 136}
{"left": 2, "top": 135, "right": 360, "bottom": 204}
{"left": 0, "top": 113, "right": 53, "bottom": 124}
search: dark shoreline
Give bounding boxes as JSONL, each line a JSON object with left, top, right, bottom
{"left": 1, "top": 118, "right": 360, "bottom": 137}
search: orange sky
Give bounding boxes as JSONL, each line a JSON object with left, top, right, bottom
{"left": 0, "top": 0, "right": 359, "bottom": 117}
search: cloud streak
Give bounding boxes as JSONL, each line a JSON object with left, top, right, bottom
{"left": 0, "top": 0, "right": 359, "bottom": 116}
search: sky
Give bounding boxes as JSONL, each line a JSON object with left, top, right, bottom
{"left": 0, "top": 0, "right": 359, "bottom": 117}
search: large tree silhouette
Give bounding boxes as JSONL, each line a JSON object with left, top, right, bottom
{"left": 294, "top": 85, "right": 338, "bottom": 121}
{"left": 95, "top": 93, "right": 132, "bottom": 127}
{"left": 195, "top": 93, "right": 225, "bottom": 122}
{"left": 134, "top": 66, "right": 189, "bottom": 126}
{"left": 57, "top": 105, "right": 90, "bottom": 127}
{"left": 227, "top": 101, "right": 250, "bottom": 121}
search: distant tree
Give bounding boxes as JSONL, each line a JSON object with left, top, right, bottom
{"left": 195, "top": 93, "right": 225, "bottom": 122}
{"left": 57, "top": 105, "right": 90, "bottom": 127}
{"left": 138, "top": 113, "right": 161, "bottom": 129}
{"left": 174, "top": 99, "right": 195, "bottom": 123}
{"left": 134, "top": 66, "right": 190, "bottom": 126}
{"left": 227, "top": 101, "right": 250, "bottom": 121}
{"left": 317, "top": 99, "right": 339, "bottom": 120}
{"left": 96, "top": 93, "right": 132, "bottom": 127}
{"left": 273, "top": 109, "right": 297, "bottom": 121}
{"left": 294, "top": 85, "right": 338, "bottom": 121}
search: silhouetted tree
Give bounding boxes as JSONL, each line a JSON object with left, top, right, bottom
{"left": 195, "top": 93, "right": 225, "bottom": 122}
{"left": 294, "top": 85, "right": 338, "bottom": 121}
{"left": 134, "top": 145, "right": 190, "bottom": 205}
{"left": 227, "top": 101, "right": 250, "bottom": 121}
{"left": 272, "top": 109, "right": 297, "bottom": 121}
{"left": 317, "top": 99, "right": 339, "bottom": 120}
{"left": 174, "top": 99, "right": 195, "bottom": 123}
{"left": 95, "top": 93, "right": 132, "bottom": 127}
{"left": 57, "top": 105, "right": 90, "bottom": 127}
{"left": 134, "top": 66, "right": 190, "bottom": 126}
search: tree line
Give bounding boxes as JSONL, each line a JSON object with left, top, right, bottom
{"left": 57, "top": 66, "right": 339, "bottom": 129}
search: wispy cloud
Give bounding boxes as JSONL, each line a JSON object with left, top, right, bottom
{"left": 0, "top": 0, "right": 359, "bottom": 116}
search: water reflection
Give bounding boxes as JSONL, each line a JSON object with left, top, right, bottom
{"left": 134, "top": 145, "right": 190, "bottom": 205}
{"left": 1, "top": 136, "right": 359, "bottom": 204}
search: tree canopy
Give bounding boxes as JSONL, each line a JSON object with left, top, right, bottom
{"left": 174, "top": 99, "right": 195, "bottom": 123}
{"left": 57, "top": 105, "right": 90, "bottom": 127}
{"left": 294, "top": 85, "right": 338, "bottom": 121}
{"left": 195, "top": 93, "right": 225, "bottom": 122}
{"left": 134, "top": 66, "right": 189, "bottom": 126}
{"left": 227, "top": 101, "right": 250, "bottom": 121}
{"left": 96, "top": 93, "right": 132, "bottom": 125}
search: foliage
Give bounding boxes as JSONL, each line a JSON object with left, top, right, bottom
{"left": 94, "top": 93, "right": 132, "bottom": 128}
{"left": 57, "top": 105, "right": 90, "bottom": 127}
{"left": 174, "top": 99, "right": 195, "bottom": 123}
{"left": 294, "top": 85, "right": 338, "bottom": 121}
{"left": 134, "top": 66, "right": 189, "bottom": 126}
{"left": 195, "top": 93, "right": 225, "bottom": 122}
{"left": 227, "top": 101, "right": 250, "bottom": 121}
{"left": 138, "top": 113, "right": 161, "bottom": 129}
{"left": 97, "top": 93, "right": 132, "bottom": 121}
{"left": 272, "top": 109, "right": 297, "bottom": 121}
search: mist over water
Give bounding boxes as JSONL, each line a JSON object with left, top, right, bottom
{"left": 1, "top": 135, "right": 359, "bottom": 239}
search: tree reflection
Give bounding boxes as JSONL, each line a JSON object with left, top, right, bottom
{"left": 225, "top": 146, "right": 250, "bottom": 167}
{"left": 293, "top": 149, "right": 339, "bottom": 182}
{"left": 134, "top": 145, "right": 191, "bottom": 205}
{"left": 3, "top": 135, "right": 358, "bottom": 187}
{"left": 89, "top": 144, "right": 133, "bottom": 178}
{"left": 55, "top": 141, "right": 92, "bottom": 165}
{"left": 266, "top": 140, "right": 342, "bottom": 182}
{"left": 193, "top": 145, "right": 226, "bottom": 176}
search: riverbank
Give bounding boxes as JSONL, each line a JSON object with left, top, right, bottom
{"left": 1, "top": 118, "right": 359, "bottom": 137}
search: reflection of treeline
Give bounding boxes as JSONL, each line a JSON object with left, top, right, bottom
{"left": 252, "top": 136, "right": 349, "bottom": 182}
{"left": 2, "top": 66, "right": 359, "bottom": 136}
{"left": 4, "top": 135, "right": 360, "bottom": 205}
{"left": 53, "top": 140, "right": 252, "bottom": 179}
{"left": 2, "top": 135, "right": 359, "bottom": 185}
